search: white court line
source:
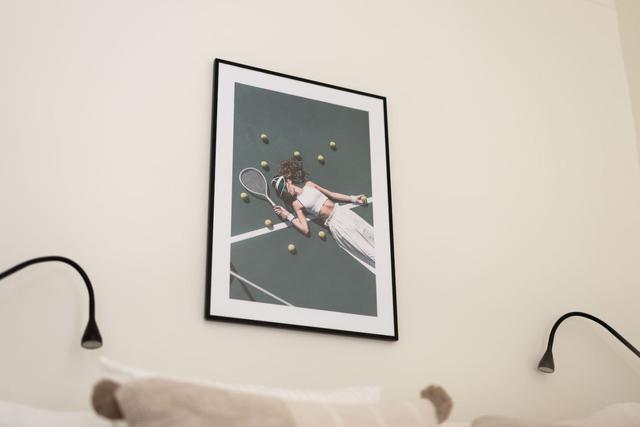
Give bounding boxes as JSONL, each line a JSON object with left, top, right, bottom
{"left": 230, "top": 219, "right": 294, "bottom": 244}
{"left": 230, "top": 198, "right": 374, "bottom": 244}
{"left": 230, "top": 270, "right": 294, "bottom": 307}
{"left": 352, "top": 255, "right": 376, "bottom": 274}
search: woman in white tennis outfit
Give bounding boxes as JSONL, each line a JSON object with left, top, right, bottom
{"left": 270, "top": 159, "right": 375, "bottom": 269}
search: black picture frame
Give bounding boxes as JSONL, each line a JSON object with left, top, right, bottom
{"left": 205, "top": 58, "right": 398, "bottom": 340}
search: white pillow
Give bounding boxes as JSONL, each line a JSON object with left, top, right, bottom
{"left": 562, "top": 402, "right": 640, "bottom": 427}
{"left": 0, "top": 399, "right": 112, "bottom": 427}
{"left": 471, "top": 402, "right": 640, "bottom": 427}
{"left": 100, "top": 357, "right": 382, "bottom": 404}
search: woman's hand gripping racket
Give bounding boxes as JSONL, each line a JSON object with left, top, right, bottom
{"left": 239, "top": 167, "right": 276, "bottom": 207}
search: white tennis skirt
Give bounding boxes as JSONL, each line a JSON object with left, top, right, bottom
{"left": 325, "top": 204, "right": 375, "bottom": 269}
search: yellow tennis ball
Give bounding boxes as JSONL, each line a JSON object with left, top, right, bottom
{"left": 240, "top": 192, "right": 249, "bottom": 201}
{"left": 293, "top": 151, "right": 301, "bottom": 158}
{"left": 260, "top": 160, "right": 269, "bottom": 169}
{"left": 287, "top": 244, "right": 296, "bottom": 253}
{"left": 329, "top": 141, "right": 337, "bottom": 149}
{"left": 318, "top": 230, "right": 326, "bottom": 239}
{"left": 264, "top": 219, "right": 273, "bottom": 227}
{"left": 317, "top": 154, "right": 325, "bottom": 163}
{"left": 260, "top": 133, "right": 269, "bottom": 143}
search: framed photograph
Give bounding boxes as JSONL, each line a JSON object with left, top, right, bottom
{"left": 205, "top": 59, "right": 397, "bottom": 340}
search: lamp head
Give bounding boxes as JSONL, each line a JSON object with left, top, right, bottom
{"left": 81, "top": 318, "right": 103, "bottom": 349}
{"left": 537, "top": 347, "right": 555, "bottom": 373}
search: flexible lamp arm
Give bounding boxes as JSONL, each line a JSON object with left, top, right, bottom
{"left": 538, "top": 311, "right": 639, "bottom": 373}
{"left": 0, "top": 256, "right": 102, "bottom": 349}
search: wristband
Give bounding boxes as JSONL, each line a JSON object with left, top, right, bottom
{"left": 350, "top": 195, "right": 358, "bottom": 204}
{"left": 286, "top": 213, "right": 295, "bottom": 222}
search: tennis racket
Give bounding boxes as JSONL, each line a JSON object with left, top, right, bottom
{"left": 239, "top": 167, "right": 276, "bottom": 206}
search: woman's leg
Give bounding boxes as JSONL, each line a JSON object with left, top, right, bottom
{"left": 327, "top": 206, "right": 375, "bottom": 269}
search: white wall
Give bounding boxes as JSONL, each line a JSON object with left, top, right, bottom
{"left": 1, "top": 0, "right": 639, "bottom": 422}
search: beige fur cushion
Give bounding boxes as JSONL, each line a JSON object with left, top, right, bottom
{"left": 113, "top": 378, "right": 439, "bottom": 427}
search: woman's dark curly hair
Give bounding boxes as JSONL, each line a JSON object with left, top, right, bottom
{"left": 278, "top": 158, "right": 309, "bottom": 185}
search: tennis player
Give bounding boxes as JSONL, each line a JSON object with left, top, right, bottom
{"left": 270, "top": 159, "right": 375, "bottom": 269}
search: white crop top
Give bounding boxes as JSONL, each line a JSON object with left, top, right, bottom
{"left": 297, "top": 185, "right": 328, "bottom": 217}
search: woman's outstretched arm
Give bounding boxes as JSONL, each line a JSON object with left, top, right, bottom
{"left": 307, "top": 181, "right": 367, "bottom": 205}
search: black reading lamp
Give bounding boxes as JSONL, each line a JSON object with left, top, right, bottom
{"left": 537, "top": 311, "right": 639, "bottom": 373}
{"left": 0, "top": 256, "right": 102, "bottom": 349}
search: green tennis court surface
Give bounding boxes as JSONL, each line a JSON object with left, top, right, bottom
{"left": 229, "top": 83, "right": 377, "bottom": 317}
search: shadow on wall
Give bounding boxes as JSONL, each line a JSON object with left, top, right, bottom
{"left": 616, "top": 0, "right": 640, "bottom": 167}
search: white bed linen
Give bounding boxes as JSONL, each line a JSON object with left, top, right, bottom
{"left": 0, "top": 400, "right": 114, "bottom": 427}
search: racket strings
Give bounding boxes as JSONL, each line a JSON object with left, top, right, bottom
{"left": 240, "top": 169, "right": 267, "bottom": 195}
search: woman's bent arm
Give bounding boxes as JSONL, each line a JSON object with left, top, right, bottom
{"left": 274, "top": 203, "right": 309, "bottom": 236}
{"left": 291, "top": 203, "right": 310, "bottom": 235}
